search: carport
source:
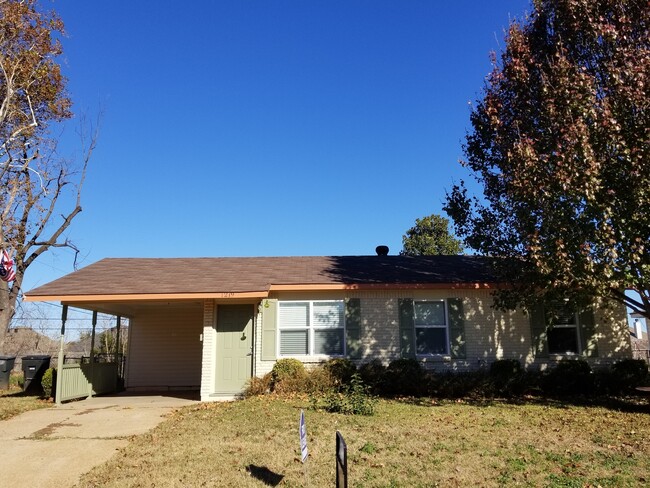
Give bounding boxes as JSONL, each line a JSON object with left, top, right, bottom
{"left": 23, "top": 258, "right": 273, "bottom": 402}
{"left": 24, "top": 296, "right": 205, "bottom": 402}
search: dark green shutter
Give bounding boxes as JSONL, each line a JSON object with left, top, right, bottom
{"left": 345, "top": 298, "right": 362, "bottom": 359}
{"left": 398, "top": 298, "right": 415, "bottom": 358}
{"left": 530, "top": 304, "right": 549, "bottom": 358}
{"left": 261, "top": 299, "right": 277, "bottom": 360}
{"left": 579, "top": 308, "right": 599, "bottom": 357}
{"left": 447, "top": 298, "right": 466, "bottom": 359}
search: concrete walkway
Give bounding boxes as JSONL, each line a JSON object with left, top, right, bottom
{"left": 0, "top": 393, "right": 199, "bottom": 487}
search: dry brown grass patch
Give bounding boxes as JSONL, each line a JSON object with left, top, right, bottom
{"left": 76, "top": 397, "right": 650, "bottom": 487}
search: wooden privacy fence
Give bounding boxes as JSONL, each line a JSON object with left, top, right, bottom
{"left": 54, "top": 307, "right": 125, "bottom": 404}
{"left": 58, "top": 362, "right": 118, "bottom": 403}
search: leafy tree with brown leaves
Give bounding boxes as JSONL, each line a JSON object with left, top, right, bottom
{"left": 401, "top": 214, "right": 463, "bottom": 256}
{"left": 444, "top": 0, "right": 649, "bottom": 317}
{"left": 0, "top": 0, "right": 97, "bottom": 345}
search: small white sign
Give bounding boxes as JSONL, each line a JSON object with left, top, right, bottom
{"left": 299, "top": 409, "right": 308, "bottom": 463}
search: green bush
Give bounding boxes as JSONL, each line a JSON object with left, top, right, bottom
{"left": 429, "top": 371, "right": 492, "bottom": 398}
{"left": 271, "top": 358, "right": 305, "bottom": 382}
{"left": 323, "top": 358, "right": 357, "bottom": 387}
{"left": 542, "top": 359, "right": 594, "bottom": 396}
{"left": 489, "top": 359, "right": 524, "bottom": 395}
{"left": 359, "top": 359, "right": 386, "bottom": 394}
{"left": 271, "top": 358, "right": 306, "bottom": 393}
{"left": 383, "top": 358, "right": 426, "bottom": 397}
{"left": 490, "top": 359, "right": 522, "bottom": 379}
{"left": 311, "top": 373, "right": 377, "bottom": 416}
{"left": 611, "top": 359, "right": 648, "bottom": 389}
{"left": 41, "top": 368, "right": 56, "bottom": 399}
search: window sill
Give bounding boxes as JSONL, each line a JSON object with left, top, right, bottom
{"left": 417, "top": 355, "right": 451, "bottom": 363}
{"left": 549, "top": 353, "right": 580, "bottom": 358}
{"left": 278, "top": 355, "right": 345, "bottom": 362}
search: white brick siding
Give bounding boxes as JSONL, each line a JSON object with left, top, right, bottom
{"left": 200, "top": 300, "right": 217, "bottom": 401}
{"left": 125, "top": 292, "right": 633, "bottom": 397}
{"left": 249, "top": 290, "right": 632, "bottom": 376}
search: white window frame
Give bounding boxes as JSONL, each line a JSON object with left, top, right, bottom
{"left": 414, "top": 299, "right": 449, "bottom": 356}
{"left": 546, "top": 307, "right": 581, "bottom": 355}
{"left": 277, "top": 300, "right": 346, "bottom": 359}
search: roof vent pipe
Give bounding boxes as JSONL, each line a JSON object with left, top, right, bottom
{"left": 375, "top": 245, "right": 389, "bottom": 256}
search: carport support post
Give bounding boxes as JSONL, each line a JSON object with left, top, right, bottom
{"left": 55, "top": 304, "right": 68, "bottom": 405}
{"left": 88, "top": 311, "right": 97, "bottom": 399}
{"left": 115, "top": 316, "right": 121, "bottom": 382}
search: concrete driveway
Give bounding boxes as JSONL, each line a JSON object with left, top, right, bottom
{"left": 0, "top": 393, "right": 199, "bottom": 487}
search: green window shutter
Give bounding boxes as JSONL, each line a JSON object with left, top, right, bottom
{"left": 398, "top": 298, "right": 415, "bottom": 358}
{"left": 530, "top": 304, "right": 549, "bottom": 358}
{"left": 261, "top": 299, "right": 277, "bottom": 360}
{"left": 345, "top": 298, "right": 362, "bottom": 359}
{"left": 579, "top": 308, "right": 599, "bottom": 357}
{"left": 447, "top": 297, "right": 466, "bottom": 359}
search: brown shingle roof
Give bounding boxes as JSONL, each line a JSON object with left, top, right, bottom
{"left": 25, "top": 255, "right": 499, "bottom": 298}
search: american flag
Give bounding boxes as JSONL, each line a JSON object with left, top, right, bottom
{"left": 0, "top": 249, "right": 16, "bottom": 282}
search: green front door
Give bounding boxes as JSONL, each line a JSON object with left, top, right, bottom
{"left": 216, "top": 305, "right": 253, "bottom": 393}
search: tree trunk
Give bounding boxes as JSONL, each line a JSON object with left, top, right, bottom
{"left": 0, "top": 281, "right": 12, "bottom": 349}
{"left": 0, "top": 276, "right": 20, "bottom": 350}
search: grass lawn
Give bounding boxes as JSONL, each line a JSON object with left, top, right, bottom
{"left": 0, "top": 386, "right": 51, "bottom": 420}
{"left": 76, "top": 395, "right": 650, "bottom": 487}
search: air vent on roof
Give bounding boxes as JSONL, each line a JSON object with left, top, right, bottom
{"left": 375, "top": 245, "right": 389, "bottom": 256}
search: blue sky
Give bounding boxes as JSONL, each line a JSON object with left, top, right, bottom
{"left": 22, "top": 0, "right": 533, "bottom": 295}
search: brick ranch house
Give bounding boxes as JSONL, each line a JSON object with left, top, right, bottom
{"left": 24, "top": 255, "right": 632, "bottom": 401}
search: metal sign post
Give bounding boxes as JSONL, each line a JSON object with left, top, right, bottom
{"left": 299, "top": 410, "right": 310, "bottom": 487}
{"left": 336, "top": 431, "right": 348, "bottom": 488}
{"left": 299, "top": 409, "right": 308, "bottom": 462}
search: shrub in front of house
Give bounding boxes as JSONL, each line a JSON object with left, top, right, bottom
{"left": 382, "top": 358, "right": 426, "bottom": 397}
{"left": 323, "top": 358, "right": 357, "bottom": 388}
{"left": 304, "top": 365, "right": 336, "bottom": 394}
{"left": 358, "top": 359, "right": 386, "bottom": 394}
{"left": 244, "top": 373, "right": 273, "bottom": 397}
{"left": 595, "top": 358, "right": 649, "bottom": 395}
{"left": 427, "top": 370, "right": 492, "bottom": 398}
{"left": 310, "top": 373, "right": 377, "bottom": 416}
{"left": 489, "top": 359, "right": 524, "bottom": 395}
{"left": 542, "top": 358, "right": 594, "bottom": 396}
{"left": 271, "top": 358, "right": 308, "bottom": 393}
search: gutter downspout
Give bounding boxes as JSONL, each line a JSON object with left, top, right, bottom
{"left": 88, "top": 311, "right": 97, "bottom": 399}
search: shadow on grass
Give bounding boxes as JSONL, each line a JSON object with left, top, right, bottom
{"left": 391, "top": 394, "right": 650, "bottom": 414}
{"left": 0, "top": 388, "right": 43, "bottom": 399}
{"left": 246, "top": 465, "right": 284, "bottom": 486}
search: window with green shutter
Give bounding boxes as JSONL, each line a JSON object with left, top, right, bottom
{"left": 345, "top": 298, "right": 362, "bottom": 359}
{"left": 277, "top": 300, "right": 346, "bottom": 357}
{"left": 413, "top": 300, "right": 448, "bottom": 355}
{"left": 399, "top": 298, "right": 465, "bottom": 359}
{"left": 261, "top": 299, "right": 278, "bottom": 361}
{"left": 530, "top": 302, "right": 598, "bottom": 357}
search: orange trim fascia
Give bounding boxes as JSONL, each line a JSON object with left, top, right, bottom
{"left": 269, "top": 283, "right": 500, "bottom": 291}
{"left": 23, "top": 291, "right": 270, "bottom": 303}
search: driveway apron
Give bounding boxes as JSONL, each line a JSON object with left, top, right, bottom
{"left": 0, "top": 393, "right": 198, "bottom": 487}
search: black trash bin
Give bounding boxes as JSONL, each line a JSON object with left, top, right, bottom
{"left": 21, "top": 355, "right": 51, "bottom": 394}
{"left": 0, "top": 355, "right": 16, "bottom": 390}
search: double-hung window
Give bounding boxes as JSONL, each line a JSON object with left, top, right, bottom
{"left": 546, "top": 304, "right": 580, "bottom": 354}
{"left": 278, "top": 301, "right": 345, "bottom": 357}
{"left": 414, "top": 300, "right": 448, "bottom": 355}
